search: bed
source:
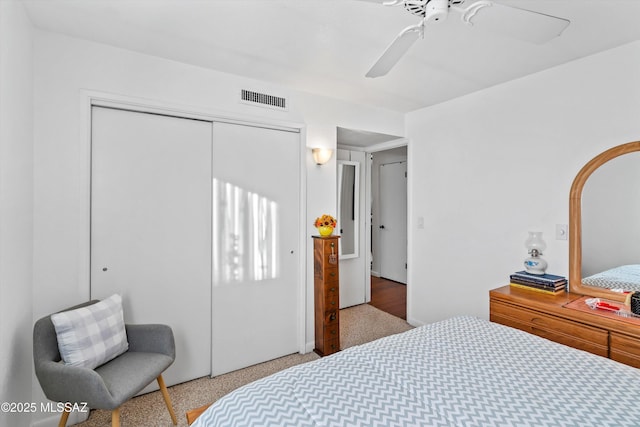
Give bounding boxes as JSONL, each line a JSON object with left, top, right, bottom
{"left": 191, "top": 316, "right": 640, "bottom": 427}
{"left": 582, "top": 264, "right": 640, "bottom": 292}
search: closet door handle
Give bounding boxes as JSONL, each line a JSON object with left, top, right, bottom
{"left": 379, "top": 225, "right": 385, "bottom": 229}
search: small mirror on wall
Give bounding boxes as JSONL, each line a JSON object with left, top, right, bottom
{"left": 337, "top": 161, "right": 359, "bottom": 259}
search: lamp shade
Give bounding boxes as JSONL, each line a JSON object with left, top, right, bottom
{"left": 524, "top": 231, "right": 546, "bottom": 254}
{"left": 312, "top": 148, "right": 333, "bottom": 165}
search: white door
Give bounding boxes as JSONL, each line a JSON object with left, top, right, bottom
{"left": 379, "top": 161, "right": 407, "bottom": 284}
{"left": 91, "top": 107, "right": 212, "bottom": 387}
{"left": 211, "top": 122, "right": 300, "bottom": 376}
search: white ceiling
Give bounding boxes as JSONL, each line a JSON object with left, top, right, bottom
{"left": 22, "top": 0, "right": 640, "bottom": 113}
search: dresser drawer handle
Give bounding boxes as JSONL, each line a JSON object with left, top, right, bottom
{"left": 331, "top": 301, "right": 335, "bottom": 305}
{"left": 329, "top": 313, "right": 336, "bottom": 321}
{"left": 330, "top": 287, "right": 336, "bottom": 292}
{"left": 329, "top": 272, "right": 336, "bottom": 277}
{"left": 331, "top": 330, "right": 337, "bottom": 335}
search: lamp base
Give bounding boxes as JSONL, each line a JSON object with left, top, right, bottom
{"left": 524, "top": 256, "right": 547, "bottom": 275}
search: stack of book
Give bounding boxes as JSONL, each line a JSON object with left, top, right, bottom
{"left": 509, "top": 271, "right": 567, "bottom": 294}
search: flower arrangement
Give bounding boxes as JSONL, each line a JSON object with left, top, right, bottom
{"left": 314, "top": 214, "right": 337, "bottom": 229}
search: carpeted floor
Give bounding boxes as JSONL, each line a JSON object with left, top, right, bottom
{"left": 76, "top": 304, "right": 413, "bottom": 426}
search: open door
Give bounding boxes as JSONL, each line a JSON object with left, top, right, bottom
{"left": 378, "top": 161, "right": 408, "bottom": 284}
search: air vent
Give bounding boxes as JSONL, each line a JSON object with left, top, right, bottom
{"left": 240, "top": 89, "right": 288, "bottom": 111}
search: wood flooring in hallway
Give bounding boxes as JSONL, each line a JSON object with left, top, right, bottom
{"left": 369, "top": 276, "right": 406, "bottom": 320}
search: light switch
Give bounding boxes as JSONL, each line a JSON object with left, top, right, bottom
{"left": 556, "top": 224, "right": 568, "bottom": 240}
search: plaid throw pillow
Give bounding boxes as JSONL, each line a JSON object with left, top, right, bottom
{"left": 51, "top": 294, "right": 129, "bottom": 369}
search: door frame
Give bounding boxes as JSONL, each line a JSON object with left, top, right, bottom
{"left": 365, "top": 139, "right": 410, "bottom": 317}
{"left": 78, "top": 90, "right": 308, "bottom": 355}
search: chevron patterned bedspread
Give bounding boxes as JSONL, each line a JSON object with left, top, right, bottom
{"left": 192, "top": 316, "right": 640, "bottom": 427}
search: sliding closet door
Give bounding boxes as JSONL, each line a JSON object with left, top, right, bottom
{"left": 91, "top": 107, "right": 212, "bottom": 387}
{"left": 211, "top": 122, "right": 300, "bottom": 376}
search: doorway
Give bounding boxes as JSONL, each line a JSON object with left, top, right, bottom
{"left": 336, "top": 126, "right": 408, "bottom": 320}
{"left": 370, "top": 146, "right": 408, "bottom": 318}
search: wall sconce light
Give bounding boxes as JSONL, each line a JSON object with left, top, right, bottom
{"left": 524, "top": 231, "right": 547, "bottom": 275}
{"left": 312, "top": 148, "right": 333, "bottom": 165}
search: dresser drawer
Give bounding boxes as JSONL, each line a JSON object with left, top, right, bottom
{"left": 323, "top": 323, "right": 340, "bottom": 340}
{"left": 324, "top": 292, "right": 339, "bottom": 310}
{"left": 322, "top": 337, "right": 340, "bottom": 355}
{"left": 610, "top": 332, "right": 640, "bottom": 368}
{"left": 313, "top": 239, "right": 339, "bottom": 268}
{"left": 315, "top": 265, "right": 339, "bottom": 282}
{"left": 491, "top": 300, "right": 608, "bottom": 357}
{"left": 323, "top": 267, "right": 339, "bottom": 284}
{"left": 324, "top": 310, "right": 339, "bottom": 326}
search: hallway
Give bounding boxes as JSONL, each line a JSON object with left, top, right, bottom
{"left": 369, "top": 276, "right": 406, "bottom": 320}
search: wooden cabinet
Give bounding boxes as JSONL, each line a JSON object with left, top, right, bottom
{"left": 313, "top": 236, "right": 340, "bottom": 356}
{"left": 490, "top": 285, "right": 640, "bottom": 368}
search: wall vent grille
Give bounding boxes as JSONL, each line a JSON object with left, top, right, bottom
{"left": 240, "top": 89, "right": 288, "bottom": 111}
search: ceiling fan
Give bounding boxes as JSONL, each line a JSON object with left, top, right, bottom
{"left": 362, "top": 0, "right": 570, "bottom": 78}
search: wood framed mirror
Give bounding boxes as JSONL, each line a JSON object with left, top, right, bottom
{"left": 337, "top": 160, "right": 360, "bottom": 259}
{"left": 569, "top": 141, "right": 640, "bottom": 302}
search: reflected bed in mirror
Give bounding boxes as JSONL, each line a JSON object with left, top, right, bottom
{"left": 337, "top": 161, "right": 359, "bottom": 259}
{"left": 582, "top": 264, "right": 640, "bottom": 292}
{"left": 569, "top": 141, "right": 640, "bottom": 301}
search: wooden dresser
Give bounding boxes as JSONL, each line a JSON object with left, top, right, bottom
{"left": 313, "top": 235, "right": 340, "bottom": 356}
{"left": 490, "top": 285, "right": 640, "bottom": 368}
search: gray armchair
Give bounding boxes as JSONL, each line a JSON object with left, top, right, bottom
{"left": 33, "top": 300, "right": 178, "bottom": 427}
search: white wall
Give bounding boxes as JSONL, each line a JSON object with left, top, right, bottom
{"left": 0, "top": 1, "right": 34, "bottom": 427}
{"left": 30, "top": 30, "right": 403, "bottom": 423}
{"left": 406, "top": 41, "right": 640, "bottom": 326}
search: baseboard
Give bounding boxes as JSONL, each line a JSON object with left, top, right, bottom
{"left": 407, "top": 317, "right": 426, "bottom": 328}
{"left": 371, "top": 270, "right": 380, "bottom": 277}
{"left": 31, "top": 409, "right": 88, "bottom": 427}
{"left": 305, "top": 341, "right": 315, "bottom": 354}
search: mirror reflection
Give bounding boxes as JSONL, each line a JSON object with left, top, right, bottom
{"left": 337, "top": 161, "right": 359, "bottom": 259}
{"left": 581, "top": 152, "right": 640, "bottom": 291}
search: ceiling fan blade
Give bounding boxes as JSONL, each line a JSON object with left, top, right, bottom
{"left": 465, "top": 1, "right": 570, "bottom": 44}
{"left": 366, "top": 23, "right": 423, "bottom": 78}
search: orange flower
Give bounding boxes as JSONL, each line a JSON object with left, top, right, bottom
{"left": 314, "top": 214, "right": 337, "bottom": 228}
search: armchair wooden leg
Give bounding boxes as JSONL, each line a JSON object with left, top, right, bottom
{"left": 111, "top": 408, "right": 120, "bottom": 427}
{"left": 157, "top": 374, "right": 178, "bottom": 425}
{"left": 58, "top": 408, "right": 70, "bottom": 427}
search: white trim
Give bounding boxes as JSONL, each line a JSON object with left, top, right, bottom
{"left": 368, "top": 138, "right": 409, "bottom": 153}
{"left": 31, "top": 411, "right": 88, "bottom": 427}
{"left": 297, "top": 126, "right": 308, "bottom": 355}
{"left": 405, "top": 138, "right": 413, "bottom": 326}
{"left": 338, "top": 137, "right": 408, "bottom": 154}
{"left": 305, "top": 340, "right": 315, "bottom": 354}
{"left": 364, "top": 153, "right": 373, "bottom": 303}
{"left": 84, "top": 90, "right": 302, "bottom": 132}
{"left": 79, "top": 90, "right": 308, "bottom": 365}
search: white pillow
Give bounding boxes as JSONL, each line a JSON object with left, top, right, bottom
{"left": 51, "top": 294, "right": 129, "bottom": 369}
